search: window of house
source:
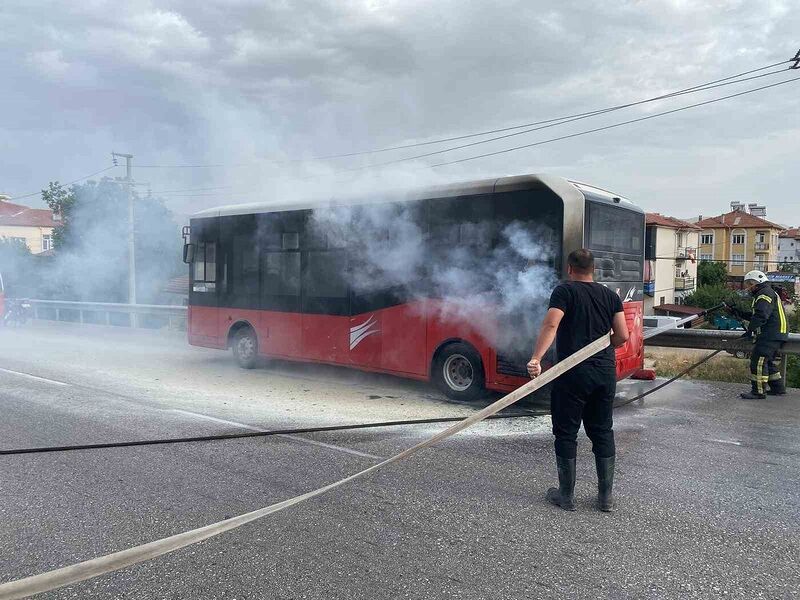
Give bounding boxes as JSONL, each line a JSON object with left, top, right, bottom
{"left": 732, "top": 234, "right": 745, "bottom": 245}
{"left": 699, "top": 253, "right": 713, "bottom": 261}
{"left": 756, "top": 232, "right": 766, "bottom": 243}
{"left": 42, "top": 234, "right": 53, "bottom": 252}
{"left": 659, "top": 296, "right": 665, "bottom": 305}
{"left": 732, "top": 253, "right": 745, "bottom": 266}
{"left": 701, "top": 234, "right": 713, "bottom": 245}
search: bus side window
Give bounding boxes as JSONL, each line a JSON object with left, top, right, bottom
{"left": 192, "top": 242, "right": 217, "bottom": 290}
{"left": 231, "top": 234, "right": 259, "bottom": 305}
{"left": 262, "top": 252, "right": 300, "bottom": 297}
{"left": 305, "top": 251, "right": 348, "bottom": 298}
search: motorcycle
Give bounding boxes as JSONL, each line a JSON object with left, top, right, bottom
{"left": 2, "top": 298, "right": 32, "bottom": 326}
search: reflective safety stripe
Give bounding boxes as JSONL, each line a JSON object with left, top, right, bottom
{"left": 756, "top": 357, "right": 766, "bottom": 394}
{"left": 776, "top": 298, "right": 787, "bottom": 333}
{"left": 768, "top": 372, "right": 783, "bottom": 381}
{"left": 756, "top": 294, "right": 773, "bottom": 303}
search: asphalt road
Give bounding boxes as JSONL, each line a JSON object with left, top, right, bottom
{"left": 1, "top": 322, "right": 798, "bottom": 599}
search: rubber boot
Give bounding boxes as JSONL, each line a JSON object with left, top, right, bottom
{"left": 740, "top": 381, "right": 766, "bottom": 400}
{"left": 595, "top": 455, "right": 615, "bottom": 512}
{"left": 766, "top": 380, "right": 786, "bottom": 396}
{"left": 546, "top": 456, "right": 576, "bottom": 511}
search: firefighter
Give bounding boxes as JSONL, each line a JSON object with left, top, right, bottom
{"left": 527, "top": 249, "right": 630, "bottom": 512}
{"left": 725, "top": 270, "right": 789, "bottom": 399}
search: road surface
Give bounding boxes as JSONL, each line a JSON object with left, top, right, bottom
{"left": 1, "top": 322, "right": 798, "bottom": 599}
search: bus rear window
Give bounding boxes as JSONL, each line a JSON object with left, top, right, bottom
{"left": 588, "top": 203, "right": 642, "bottom": 254}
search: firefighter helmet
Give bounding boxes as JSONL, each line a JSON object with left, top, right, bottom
{"left": 743, "top": 270, "right": 768, "bottom": 284}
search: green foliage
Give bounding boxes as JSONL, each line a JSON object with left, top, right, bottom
{"left": 697, "top": 261, "right": 728, "bottom": 287}
{"left": 41, "top": 181, "right": 75, "bottom": 249}
{"left": 682, "top": 284, "right": 743, "bottom": 310}
{"left": 0, "top": 238, "right": 35, "bottom": 296}
{"left": 37, "top": 178, "right": 183, "bottom": 303}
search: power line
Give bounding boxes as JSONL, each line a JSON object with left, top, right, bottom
{"left": 426, "top": 74, "right": 800, "bottom": 168}
{"left": 340, "top": 65, "right": 793, "bottom": 173}
{"left": 7, "top": 166, "right": 119, "bottom": 201}
{"left": 158, "top": 72, "right": 800, "bottom": 199}
{"left": 134, "top": 59, "right": 793, "bottom": 170}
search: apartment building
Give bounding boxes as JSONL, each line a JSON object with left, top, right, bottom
{"left": 778, "top": 228, "right": 800, "bottom": 271}
{"left": 644, "top": 213, "right": 700, "bottom": 314}
{"left": 0, "top": 195, "right": 58, "bottom": 254}
{"left": 695, "top": 202, "right": 782, "bottom": 276}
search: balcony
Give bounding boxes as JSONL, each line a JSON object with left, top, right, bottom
{"left": 755, "top": 242, "right": 770, "bottom": 251}
{"left": 676, "top": 247, "right": 696, "bottom": 260}
{"left": 674, "top": 277, "right": 695, "bottom": 291}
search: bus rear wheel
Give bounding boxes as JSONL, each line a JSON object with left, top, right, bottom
{"left": 232, "top": 327, "right": 258, "bottom": 369}
{"left": 433, "top": 343, "right": 485, "bottom": 402}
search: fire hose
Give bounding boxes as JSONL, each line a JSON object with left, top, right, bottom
{"left": 0, "top": 310, "right": 726, "bottom": 599}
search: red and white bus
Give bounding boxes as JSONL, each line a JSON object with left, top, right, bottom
{"left": 184, "top": 174, "right": 644, "bottom": 401}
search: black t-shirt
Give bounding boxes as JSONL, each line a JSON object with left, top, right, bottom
{"left": 548, "top": 281, "right": 624, "bottom": 367}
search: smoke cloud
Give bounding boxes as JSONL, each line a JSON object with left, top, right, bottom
{"left": 309, "top": 200, "right": 558, "bottom": 354}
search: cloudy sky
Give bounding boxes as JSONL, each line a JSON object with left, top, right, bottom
{"left": 1, "top": 0, "right": 798, "bottom": 224}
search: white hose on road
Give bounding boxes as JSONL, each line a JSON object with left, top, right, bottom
{"left": 0, "top": 334, "right": 611, "bottom": 600}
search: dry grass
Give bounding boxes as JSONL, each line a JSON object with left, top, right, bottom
{"left": 645, "top": 349, "right": 750, "bottom": 384}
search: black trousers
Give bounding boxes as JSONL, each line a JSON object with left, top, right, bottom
{"left": 749, "top": 339, "right": 783, "bottom": 394}
{"left": 551, "top": 363, "right": 616, "bottom": 459}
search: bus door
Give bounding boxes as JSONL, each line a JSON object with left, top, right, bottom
{"left": 219, "top": 215, "right": 263, "bottom": 348}
{"left": 301, "top": 247, "right": 350, "bottom": 364}
{"left": 188, "top": 218, "right": 221, "bottom": 345}
{"left": 258, "top": 213, "right": 302, "bottom": 358}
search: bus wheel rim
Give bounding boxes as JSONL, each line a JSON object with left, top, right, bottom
{"left": 238, "top": 336, "right": 255, "bottom": 358}
{"left": 443, "top": 354, "right": 473, "bottom": 392}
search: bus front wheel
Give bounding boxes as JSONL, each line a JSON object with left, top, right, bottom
{"left": 433, "top": 343, "right": 485, "bottom": 402}
{"left": 232, "top": 327, "right": 258, "bottom": 369}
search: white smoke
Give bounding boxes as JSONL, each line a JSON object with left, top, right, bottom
{"left": 309, "top": 201, "right": 558, "bottom": 354}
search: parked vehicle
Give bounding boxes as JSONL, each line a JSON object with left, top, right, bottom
{"left": 643, "top": 315, "right": 684, "bottom": 330}
{"left": 2, "top": 298, "right": 32, "bottom": 326}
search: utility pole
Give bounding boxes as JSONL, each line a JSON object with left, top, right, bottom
{"left": 112, "top": 151, "right": 136, "bottom": 326}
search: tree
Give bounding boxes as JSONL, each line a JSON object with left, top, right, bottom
{"left": 682, "top": 284, "right": 740, "bottom": 309}
{"left": 697, "top": 260, "right": 728, "bottom": 287}
{"left": 41, "top": 181, "right": 75, "bottom": 250}
{"left": 0, "top": 238, "right": 35, "bottom": 297}
{"left": 40, "top": 178, "right": 183, "bottom": 303}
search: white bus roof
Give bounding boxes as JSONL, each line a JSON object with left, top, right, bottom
{"left": 190, "top": 173, "right": 639, "bottom": 219}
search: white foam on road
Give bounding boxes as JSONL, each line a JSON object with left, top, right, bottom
{"left": 0, "top": 367, "right": 70, "bottom": 387}
{"left": 168, "top": 408, "right": 385, "bottom": 460}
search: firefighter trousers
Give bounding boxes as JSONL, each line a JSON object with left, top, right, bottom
{"left": 749, "top": 340, "right": 783, "bottom": 394}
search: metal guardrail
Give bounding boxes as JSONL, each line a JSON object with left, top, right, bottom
{"left": 646, "top": 328, "right": 800, "bottom": 355}
{"left": 27, "top": 299, "right": 187, "bottom": 329}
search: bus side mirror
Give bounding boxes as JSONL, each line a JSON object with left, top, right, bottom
{"left": 183, "top": 243, "right": 195, "bottom": 264}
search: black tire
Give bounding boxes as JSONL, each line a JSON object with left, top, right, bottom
{"left": 232, "top": 327, "right": 258, "bottom": 369}
{"left": 432, "top": 342, "right": 486, "bottom": 402}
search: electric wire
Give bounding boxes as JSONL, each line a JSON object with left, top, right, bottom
{"left": 426, "top": 74, "right": 800, "bottom": 168}
{"left": 143, "top": 72, "right": 800, "bottom": 199}
{"left": 134, "top": 60, "right": 793, "bottom": 171}
{"left": 7, "top": 166, "right": 119, "bottom": 201}
{"left": 341, "top": 67, "right": 796, "bottom": 173}
{"left": 0, "top": 348, "right": 730, "bottom": 456}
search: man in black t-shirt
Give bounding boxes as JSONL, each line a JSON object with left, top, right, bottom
{"left": 527, "top": 249, "right": 629, "bottom": 512}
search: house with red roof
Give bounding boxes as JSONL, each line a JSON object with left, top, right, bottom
{"left": 694, "top": 203, "right": 783, "bottom": 276}
{"left": 644, "top": 213, "right": 701, "bottom": 314}
{"left": 0, "top": 195, "right": 59, "bottom": 254}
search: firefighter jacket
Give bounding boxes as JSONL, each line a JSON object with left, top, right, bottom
{"left": 740, "top": 283, "right": 789, "bottom": 342}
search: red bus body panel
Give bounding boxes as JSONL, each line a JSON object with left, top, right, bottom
{"left": 188, "top": 296, "right": 644, "bottom": 394}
